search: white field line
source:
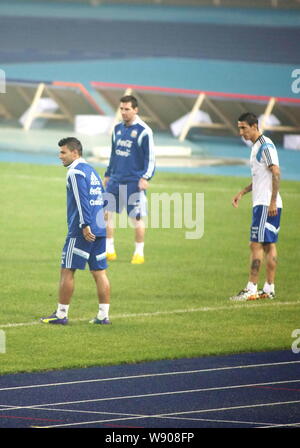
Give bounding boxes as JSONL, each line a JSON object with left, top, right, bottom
{"left": 1, "top": 299, "right": 300, "bottom": 330}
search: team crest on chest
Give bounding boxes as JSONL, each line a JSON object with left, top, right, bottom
{"left": 131, "top": 130, "right": 137, "bottom": 138}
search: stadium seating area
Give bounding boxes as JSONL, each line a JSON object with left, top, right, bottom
{"left": 1, "top": 0, "right": 300, "bottom": 173}
{"left": 26, "top": 0, "right": 300, "bottom": 9}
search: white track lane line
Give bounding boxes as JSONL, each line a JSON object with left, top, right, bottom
{"left": 0, "top": 360, "right": 300, "bottom": 393}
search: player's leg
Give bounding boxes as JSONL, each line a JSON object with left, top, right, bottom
{"left": 258, "top": 243, "right": 277, "bottom": 298}
{"left": 248, "top": 241, "right": 264, "bottom": 287}
{"left": 128, "top": 185, "right": 147, "bottom": 264}
{"left": 90, "top": 269, "right": 111, "bottom": 324}
{"left": 57, "top": 236, "right": 89, "bottom": 318}
{"left": 104, "top": 180, "right": 120, "bottom": 260}
{"left": 229, "top": 205, "right": 265, "bottom": 301}
{"left": 41, "top": 235, "right": 86, "bottom": 324}
{"left": 229, "top": 242, "right": 263, "bottom": 301}
{"left": 258, "top": 207, "right": 281, "bottom": 298}
{"left": 40, "top": 268, "right": 75, "bottom": 324}
{"left": 88, "top": 237, "right": 111, "bottom": 324}
{"left": 56, "top": 267, "right": 76, "bottom": 319}
{"left": 41, "top": 235, "right": 93, "bottom": 324}
{"left": 106, "top": 211, "right": 117, "bottom": 260}
{"left": 264, "top": 243, "right": 277, "bottom": 285}
{"left": 59, "top": 268, "right": 75, "bottom": 304}
{"left": 246, "top": 205, "right": 266, "bottom": 295}
{"left": 131, "top": 216, "right": 145, "bottom": 264}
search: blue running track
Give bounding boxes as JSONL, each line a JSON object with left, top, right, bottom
{"left": 0, "top": 349, "right": 299, "bottom": 429}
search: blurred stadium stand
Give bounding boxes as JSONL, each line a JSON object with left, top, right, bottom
{"left": 3, "top": 79, "right": 300, "bottom": 140}
{"left": 1, "top": 0, "right": 300, "bottom": 161}
{"left": 91, "top": 81, "right": 300, "bottom": 140}
{"left": 25, "top": 0, "right": 300, "bottom": 9}
{"left": 1, "top": 80, "right": 104, "bottom": 130}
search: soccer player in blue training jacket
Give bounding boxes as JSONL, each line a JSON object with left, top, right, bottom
{"left": 104, "top": 95, "right": 155, "bottom": 264}
{"left": 41, "top": 137, "right": 111, "bottom": 325}
{"left": 230, "top": 112, "right": 282, "bottom": 302}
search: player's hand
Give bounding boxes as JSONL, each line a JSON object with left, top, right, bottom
{"left": 138, "top": 178, "right": 149, "bottom": 190}
{"left": 104, "top": 176, "right": 109, "bottom": 187}
{"left": 232, "top": 192, "right": 242, "bottom": 208}
{"left": 83, "top": 226, "right": 96, "bottom": 242}
{"left": 268, "top": 200, "right": 278, "bottom": 216}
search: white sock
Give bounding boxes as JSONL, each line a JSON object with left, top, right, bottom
{"left": 97, "top": 303, "right": 110, "bottom": 321}
{"left": 56, "top": 304, "right": 69, "bottom": 319}
{"left": 134, "top": 242, "right": 144, "bottom": 256}
{"left": 263, "top": 282, "right": 275, "bottom": 293}
{"left": 246, "top": 282, "right": 257, "bottom": 293}
{"left": 106, "top": 238, "right": 115, "bottom": 253}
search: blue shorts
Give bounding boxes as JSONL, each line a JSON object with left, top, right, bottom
{"left": 61, "top": 235, "right": 108, "bottom": 270}
{"left": 250, "top": 205, "right": 282, "bottom": 243}
{"left": 105, "top": 180, "right": 147, "bottom": 220}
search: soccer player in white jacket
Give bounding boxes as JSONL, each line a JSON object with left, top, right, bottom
{"left": 230, "top": 112, "right": 282, "bottom": 301}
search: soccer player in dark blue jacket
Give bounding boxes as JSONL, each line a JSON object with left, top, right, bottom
{"left": 104, "top": 95, "right": 155, "bottom": 264}
{"left": 41, "top": 137, "right": 111, "bottom": 325}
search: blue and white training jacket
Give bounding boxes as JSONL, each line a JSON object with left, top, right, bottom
{"left": 105, "top": 116, "right": 155, "bottom": 183}
{"left": 65, "top": 158, "right": 106, "bottom": 237}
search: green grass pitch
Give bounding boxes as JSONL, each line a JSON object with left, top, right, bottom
{"left": 0, "top": 162, "right": 299, "bottom": 375}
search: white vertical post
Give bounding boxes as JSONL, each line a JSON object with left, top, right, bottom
{"left": 179, "top": 93, "right": 205, "bottom": 142}
{"left": 23, "top": 83, "right": 45, "bottom": 131}
{"left": 260, "top": 97, "right": 276, "bottom": 133}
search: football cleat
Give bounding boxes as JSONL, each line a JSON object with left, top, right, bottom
{"left": 229, "top": 289, "right": 258, "bottom": 302}
{"left": 89, "top": 317, "right": 112, "bottom": 325}
{"left": 106, "top": 251, "right": 117, "bottom": 261}
{"left": 257, "top": 290, "right": 275, "bottom": 300}
{"left": 40, "top": 312, "right": 68, "bottom": 325}
{"left": 131, "top": 254, "right": 144, "bottom": 264}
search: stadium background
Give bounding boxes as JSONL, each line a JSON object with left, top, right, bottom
{"left": 1, "top": 0, "right": 300, "bottom": 179}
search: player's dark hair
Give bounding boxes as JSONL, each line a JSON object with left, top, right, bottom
{"left": 58, "top": 137, "right": 82, "bottom": 156}
{"left": 120, "top": 95, "right": 138, "bottom": 109}
{"left": 238, "top": 112, "right": 258, "bottom": 127}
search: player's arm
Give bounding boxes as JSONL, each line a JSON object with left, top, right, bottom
{"left": 139, "top": 130, "right": 155, "bottom": 189}
{"left": 69, "top": 170, "right": 94, "bottom": 239}
{"left": 104, "top": 129, "right": 117, "bottom": 184}
{"left": 268, "top": 164, "right": 280, "bottom": 216}
{"left": 232, "top": 183, "right": 252, "bottom": 208}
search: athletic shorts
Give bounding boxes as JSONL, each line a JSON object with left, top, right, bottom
{"left": 61, "top": 235, "right": 108, "bottom": 270}
{"left": 105, "top": 180, "right": 147, "bottom": 220}
{"left": 250, "top": 205, "right": 282, "bottom": 243}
